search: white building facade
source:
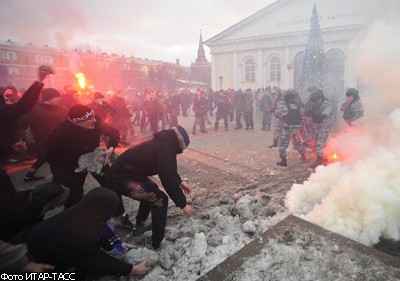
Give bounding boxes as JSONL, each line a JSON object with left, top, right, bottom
{"left": 204, "top": 0, "right": 370, "bottom": 97}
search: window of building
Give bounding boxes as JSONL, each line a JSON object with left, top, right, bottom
{"left": 140, "top": 65, "right": 148, "bottom": 73}
{"left": 0, "top": 50, "right": 5, "bottom": 61}
{"left": 45, "top": 55, "right": 53, "bottom": 64}
{"left": 6, "top": 51, "right": 17, "bottom": 62}
{"left": 122, "top": 64, "right": 131, "bottom": 71}
{"left": 35, "top": 54, "right": 45, "bottom": 64}
{"left": 270, "top": 57, "right": 281, "bottom": 81}
{"left": 245, "top": 58, "right": 256, "bottom": 82}
{"left": 8, "top": 67, "right": 19, "bottom": 76}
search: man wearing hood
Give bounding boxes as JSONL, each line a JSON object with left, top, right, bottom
{"left": 106, "top": 126, "right": 193, "bottom": 250}
{"left": 11, "top": 187, "right": 151, "bottom": 279}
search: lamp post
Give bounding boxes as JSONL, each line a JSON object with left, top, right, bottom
{"left": 286, "top": 63, "right": 293, "bottom": 89}
{"left": 219, "top": 76, "right": 223, "bottom": 90}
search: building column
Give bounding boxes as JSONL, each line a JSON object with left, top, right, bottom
{"left": 345, "top": 51, "right": 357, "bottom": 88}
{"left": 284, "top": 47, "right": 291, "bottom": 88}
{"left": 257, "top": 49, "right": 263, "bottom": 89}
{"left": 211, "top": 53, "right": 217, "bottom": 90}
{"left": 233, "top": 52, "right": 238, "bottom": 90}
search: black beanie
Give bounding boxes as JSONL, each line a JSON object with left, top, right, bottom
{"left": 41, "top": 88, "right": 61, "bottom": 102}
{"left": 68, "top": 104, "right": 95, "bottom": 123}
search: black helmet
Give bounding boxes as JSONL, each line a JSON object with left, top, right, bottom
{"left": 310, "top": 89, "right": 323, "bottom": 102}
{"left": 283, "top": 90, "right": 296, "bottom": 102}
{"left": 346, "top": 88, "right": 359, "bottom": 97}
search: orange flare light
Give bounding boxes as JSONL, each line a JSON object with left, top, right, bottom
{"left": 329, "top": 152, "right": 339, "bottom": 162}
{"left": 75, "top": 72, "right": 86, "bottom": 89}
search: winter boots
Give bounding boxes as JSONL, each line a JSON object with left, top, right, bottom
{"left": 269, "top": 139, "right": 278, "bottom": 148}
{"left": 276, "top": 157, "right": 287, "bottom": 167}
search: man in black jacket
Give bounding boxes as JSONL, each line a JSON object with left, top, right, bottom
{"left": 106, "top": 126, "right": 193, "bottom": 250}
{"left": 11, "top": 187, "right": 151, "bottom": 279}
{"left": 46, "top": 104, "right": 120, "bottom": 208}
{"left": 0, "top": 65, "right": 53, "bottom": 193}
{"left": 0, "top": 65, "right": 53, "bottom": 163}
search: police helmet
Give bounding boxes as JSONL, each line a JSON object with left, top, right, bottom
{"left": 310, "top": 89, "right": 323, "bottom": 102}
{"left": 283, "top": 90, "right": 296, "bottom": 102}
{"left": 346, "top": 88, "right": 359, "bottom": 97}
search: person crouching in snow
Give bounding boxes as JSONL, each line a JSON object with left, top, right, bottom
{"left": 11, "top": 187, "right": 151, "bottom": 279}
{"left": 106, "top": 125, "right": 193, "bottom": 250}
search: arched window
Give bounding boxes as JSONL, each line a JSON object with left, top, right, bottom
{"left": 35, "top": 55, "right": 45, "bottom": 64}
{"left": 270, "top": 57, "right": 281, "bottom": 81}
{"left": 326, "top": 48, "right": 345, "bottom": 98}
{"left": 45, "top": 55, "right": 53, "bottom": 64}
{"left": 8, "top": 67, "right": 19, "bottom": 76}
{"left": 6, "top": 51, "right": 17, "bottom": 62}
{"left": 245, "top": 58, "right": 255, "bottom": 82}
{"left": 97, "top": 61, "right": 109, "bottom": 69}
{"left": 293, "top": 51, "right": 304, "bottom": 90}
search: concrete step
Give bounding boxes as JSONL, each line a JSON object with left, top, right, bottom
{"left": 198, "top": 215, "right": 400, "bottom": 281}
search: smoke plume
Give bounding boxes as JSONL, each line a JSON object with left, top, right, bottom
{"left": 286, "top": 0, "right": 400, "bottom": 246}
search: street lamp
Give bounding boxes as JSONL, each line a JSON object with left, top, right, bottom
{"left": 219, "top": 76, "right": 223, "bottom": 90}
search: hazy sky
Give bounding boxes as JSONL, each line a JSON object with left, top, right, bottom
{"left": 0, "top": 0, "right": 277, "bottom": 66}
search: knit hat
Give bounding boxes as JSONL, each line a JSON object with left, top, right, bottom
{"left": 93, "top": 91, "right": 104, "bottom": 100}
{"left": 172, "top": 126, "right": 190, "bottom": 151}
{"left": 41, "top": 88, "right": 61, "bottom": 102}
{"left": 68, "top": 104, "right": 95, "bottom": 123}
{"left": 29, "top": 183, "right": 69, "bottom": 209}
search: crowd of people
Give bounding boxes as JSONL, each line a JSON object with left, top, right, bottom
{"left": 0, "top": 64, "right": 364, "bottom": 278}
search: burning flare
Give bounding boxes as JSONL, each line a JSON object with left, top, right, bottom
{"left": 75, "top": 72, "right": 86, "bottom": 89}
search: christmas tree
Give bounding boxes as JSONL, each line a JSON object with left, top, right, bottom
{"left": 298, "top": 4, "right": 330, "bottom": 93}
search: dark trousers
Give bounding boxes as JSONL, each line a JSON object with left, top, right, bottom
{"left": 214, "top": 112, "right": 228, "bottom": 129}
{"left": 26, "top": 145, "right": 47, "bottom": 176}
{"left": 169, "top": 114, "right": 179, "bottom": 128}
{"left": 235, "top": 110, "right": 243, "bottom": 128}
{"left": 50, "top": 165, "right": 107, "bottom": 208}
{"left": 244, "top": 112, "right": 254, "bottom": 129}
{"left": 261, "top": 110, "right": 272, "bottom": 129}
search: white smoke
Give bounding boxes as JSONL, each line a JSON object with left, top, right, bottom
{"left": 286, "top": 0, "right": 400, "bottom": 246}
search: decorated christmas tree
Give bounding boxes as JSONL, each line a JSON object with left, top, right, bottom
{"left": 298, "top": 4, "right": 330, "bottom": 93}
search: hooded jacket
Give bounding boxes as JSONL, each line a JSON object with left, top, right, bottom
{"left": 12, "top": 188, "right": 132, "bottom": 277}
{"left": 108, "top": 129, "right": 187, "bottom": 208}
